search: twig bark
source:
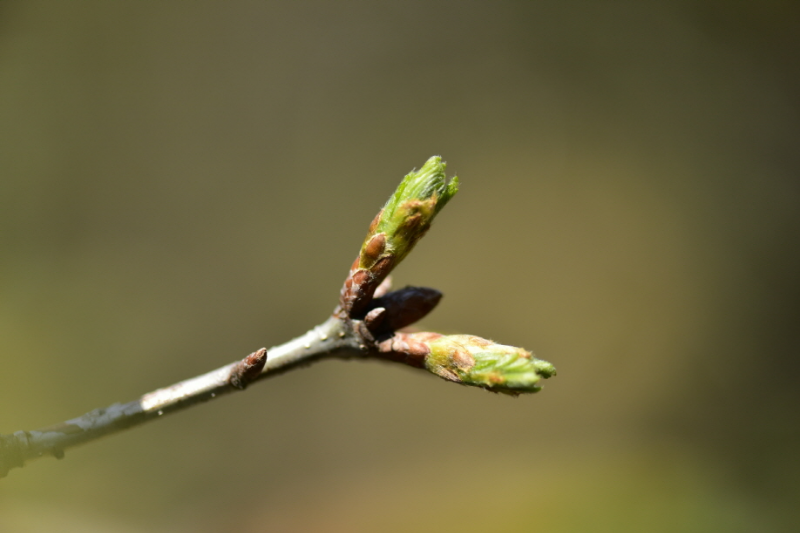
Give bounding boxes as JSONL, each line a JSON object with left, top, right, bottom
{"left": 0, "top": 316, "right": 362, "bottom": 478}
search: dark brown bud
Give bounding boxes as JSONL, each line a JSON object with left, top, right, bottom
{"left": 373, "top": 286, "right": 442, "bottom": 331}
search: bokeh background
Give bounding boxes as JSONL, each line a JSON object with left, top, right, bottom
{"left": 1, "top": 2, "right": 799, "bottom": 532}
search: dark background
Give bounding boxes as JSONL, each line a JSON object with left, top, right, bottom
{"left": 1, "top": 2, "right": 798, "bottom": 532}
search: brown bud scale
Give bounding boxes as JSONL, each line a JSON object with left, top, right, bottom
{"left": 401, "top": 213, "right": 423, "bottom": 234}
{"left": 451, "top": 348, "right": 475, "bottom": 371}
{"left": 364, "top": 307, "right": 386, "bottom": 331}
{"left": 368, "top": 210, "right": 382, "bottom": 233}
{"left": 363, "top": 233, "right": 386, "bottom": 266}
{"left": 376, "top": 332, "right": 431, "bottom": 368}
{"left": 351, "top": 268, "right": 370, "bottom": 288}
{"left": 404, "top": 337, "right": 431, "bottom": 358}
{"left": 432, "top": 366, "right": 460, "bottom": 382}
{"left": 371, "top": 255, "right": 394, "bottom": 279}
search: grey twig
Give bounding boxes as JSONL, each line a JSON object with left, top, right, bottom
{"left": 0, "top": 316, "right": 361, "bottom": 478}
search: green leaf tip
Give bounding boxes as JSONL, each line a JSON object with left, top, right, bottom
{"left": 340, "top": 156, "right": 458, "bottom": 316}
{"left": 383, "top": 155, "right": 459, "bottom": 221}
{"left": 362, "top": 156, "right": 458, "bottom": 270}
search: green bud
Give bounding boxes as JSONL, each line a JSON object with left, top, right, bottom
{"left": 424, "top": 334, "right": 556, "bottom": 395}
{"left": 360, "top": 155, "right": 458, "bottom": 270}
{"left": 341, "top": 156, "right": 458, "bottom": 316}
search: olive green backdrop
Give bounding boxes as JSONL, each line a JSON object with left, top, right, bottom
{"left": 1, "top": 2, "right": 798, "bottom": 532}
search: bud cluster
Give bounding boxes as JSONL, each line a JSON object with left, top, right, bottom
{"left": 338, "top": 155, "right": 555, "bottom": 395}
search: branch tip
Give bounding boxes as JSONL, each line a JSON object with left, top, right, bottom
{"left": 339, "top": 156, "right": 458, "bottom": 316}
{"left": 378, "top": 332, "right": 555, "bottom": 395}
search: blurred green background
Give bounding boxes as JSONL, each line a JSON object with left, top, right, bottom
{"left": 1, "top": 2, "right": 799, "bottom": 532}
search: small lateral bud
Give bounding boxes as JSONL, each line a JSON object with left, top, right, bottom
{"left": 228, "top": 348, "right": 268, "bottom": 390}
{"left": 364, "top": 307, "right": 387, "bottom": 331}
{"left": 368, "top": 211, "right": 382, "bottom": 233}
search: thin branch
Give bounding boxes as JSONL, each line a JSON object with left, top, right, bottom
{"left": 0, "top": 316, "right": 361, "bottom": 477}
{"left": 1, "top": 155, "right": 556, "bottom": 479}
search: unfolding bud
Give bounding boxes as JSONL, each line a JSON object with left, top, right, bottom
{"left": 379, "top": 332, "right": 555, "bottom": 395}
{"left": 340, "top": 156, "right": 458, "bottom": 316}
{"left": 364, "top": 155, "right": 458, "bottom": 270}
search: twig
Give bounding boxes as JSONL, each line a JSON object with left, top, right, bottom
{"left": 1, "top": 156, "right": 556, "bottom": 478}
{"left": 0, "top": 317, "right": 360, "bottom": 477}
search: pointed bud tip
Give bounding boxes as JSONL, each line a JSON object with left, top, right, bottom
{"left": 533, "top": 359, "right": 557, "bottom": 378}
{"left": 385, "top": 156, "right": 458, "bottom": 219}
{"left": 409, "top": 156, "right": 459, "bottom": 207}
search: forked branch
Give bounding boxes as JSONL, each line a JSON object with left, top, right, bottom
{"left": 0, "top": 156, "right": 555, "bottom": 478}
